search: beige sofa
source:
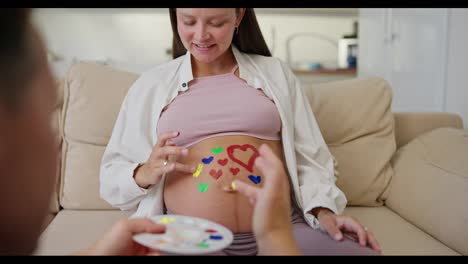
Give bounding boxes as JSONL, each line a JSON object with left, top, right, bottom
{"left": 35, "top": 62, "right": 467, "bottom": 255}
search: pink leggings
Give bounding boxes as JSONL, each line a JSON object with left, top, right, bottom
{"left": 164, "top": 208, "right": 380, "bottom": 255}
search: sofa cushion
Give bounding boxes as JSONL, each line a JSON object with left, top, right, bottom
{"left": 35, "top": 208, "right": 458, "bottom": 255}
{"left": 35, "top": 210, "right": 129, "bottom": 255}
{"left": 304, "top": 78, "right": 396, "bottom": 206}
{"left": 344, "top": 206, "right": 459, "bottom": 255}
{"left": 393, "top": 112, "right": 464, "bottom": 148}
{"left": 386, "top": 127, "right": 468, "bottom": 255}
{"left": 60, "top": 63, "right": 138, "bottom": 209}
{"left": 63, "top": 63, "right": 138, "bottom": 145}
{"left": 61, "top": 142, "right": 112, "bottom": 209}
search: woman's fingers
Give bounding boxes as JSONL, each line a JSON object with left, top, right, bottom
{"left": 366, "top": 230, "right": 381, "bottom": 252}
{"left": 338, "top": 217, "right": 368, "bottom": 247}
{"left": 155, "top": 131, "right": 179, "bottom": 148}
{"left": 234, "top": 180, "right": 261, "bottom": 203}
{"left": 157, "top": 161, "right": 195, "bottom": 176}
{"left": 319, "top": 216, "right": 343, "bottom": 241}
{"left": 172, "top": 162, "right": 196, "bottom": 174}
{"left": 155, "top": 146, "right": 188, "bottom": 158}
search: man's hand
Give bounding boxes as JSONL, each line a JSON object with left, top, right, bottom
{"left": 79, "top": 218, "right": 166, "bottom": 256}
{"left": 234, "top": 144, "right": 301, "bottom": 255}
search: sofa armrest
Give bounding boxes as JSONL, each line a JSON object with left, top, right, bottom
{"left": 386, "top": 127, "right": 468, "bottom": 255}
{"left": 394, "top": 112, "right": 464, "bottom": 148}
{"left": 48, "top": 79, "right": 64, "bottom": 214}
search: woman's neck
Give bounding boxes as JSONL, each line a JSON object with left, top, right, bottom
{"left": 191, "top": 49, "right": 237, "bottom": 77}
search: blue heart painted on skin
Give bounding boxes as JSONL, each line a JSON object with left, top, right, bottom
{"left": 248, "top": 175, "right": 262, "bottom": 184}
{"left": 202, "top": 156, "right": 214, "bottom": 164}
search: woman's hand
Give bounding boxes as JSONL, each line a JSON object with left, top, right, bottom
{"left": 134, "top": 131, "right": 195, "bottom": 188}
{"left": 79, "top": 218, "right": 166, "bottom": 256}
{"left": 314, "top": 208, "right": 381, "bottom": 253}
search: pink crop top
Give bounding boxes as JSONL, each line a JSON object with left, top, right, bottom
{"left": 157, "top": 65, "right": 282, "bottom": 148}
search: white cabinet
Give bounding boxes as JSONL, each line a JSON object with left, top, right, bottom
{"left": 358, "top": 8, "right": 449, "bottom": 112}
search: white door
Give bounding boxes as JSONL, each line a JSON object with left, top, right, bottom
{"left": 359, "top": 8, "right": 448, "bottom": 112}
{"left": 358, "top": 8, "right": 392, "bottom": 82}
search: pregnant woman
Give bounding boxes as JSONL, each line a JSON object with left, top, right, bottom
{"left": 100, "top": 8, "right": 380, "bottom": 255}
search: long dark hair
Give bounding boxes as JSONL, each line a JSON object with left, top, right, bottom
{"left": 169, "top": 8, "right": 271, "bottom": 59}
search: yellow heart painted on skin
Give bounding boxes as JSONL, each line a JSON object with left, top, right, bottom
{"left": 193, "top": 163, "right": 203, "bottom": 178}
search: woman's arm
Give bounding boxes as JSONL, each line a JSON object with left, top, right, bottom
{"left": 99, "top": 75, "right": 156, "bottom": 211}
{"left": 283, "top": 63, "right": 347, "bottom": 227}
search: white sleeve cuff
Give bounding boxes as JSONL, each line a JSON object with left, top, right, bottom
{"left": 121, "top": 163, "right": 148, "bottom": 199}
{"left": 302, "top": 196, "right": 340, "bottom": 230}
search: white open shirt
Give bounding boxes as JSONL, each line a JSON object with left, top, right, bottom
{"left": 99, "top": 45, "right": 347, "bottom": 229}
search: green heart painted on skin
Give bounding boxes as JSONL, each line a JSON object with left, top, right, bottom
{"left": 211, "top": 147, "right": 223, "bottom": 154}
{"left": 198, "top": 182, "right": 209, "bottom": 193}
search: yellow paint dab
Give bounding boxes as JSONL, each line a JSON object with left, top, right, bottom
{"left": 193, "top": 163, "right": 203, "bottom": 178}
{"left": 159, "top": 217, "right": 176, "bottom": 224}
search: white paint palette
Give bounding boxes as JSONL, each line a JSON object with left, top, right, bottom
{"left": 133, "top": 214, "right": 233, "bottom": 255}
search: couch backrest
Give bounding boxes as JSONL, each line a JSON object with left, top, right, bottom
{"left": 54, "top": 62, "right": 397, "bottom": 210}
{"left": 59, "top": 63, "right": 138, "bottom": 209}
{"left": 301, "top": 78, "right": 396, "bottom": 205}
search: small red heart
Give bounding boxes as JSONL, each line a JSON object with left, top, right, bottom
{"left": 217, "top": 158, "right": 228, "bottom": 166}
{"left": 209, "top": 169, "right": 223, "bottom": 180}
{"left": 229, "top": 167, "right": 240, "bottom": 176}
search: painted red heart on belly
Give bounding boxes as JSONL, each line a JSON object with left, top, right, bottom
{"left": 229, "top": 167, "right": 240, "bottom": 176}
{"left": 227, "top": 144, "right": 259, "bottom": 173}
{"left": 209, "top": 169, "right": 223, "bottom": 180}
{"left": 217, "top": 158, "right": 228, "bottom": 166}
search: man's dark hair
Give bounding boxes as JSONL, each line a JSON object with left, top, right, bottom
{"left": 0, "top": 8, "right": 36, "bottom": 109}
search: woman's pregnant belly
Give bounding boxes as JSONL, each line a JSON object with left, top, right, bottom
{"left": 163, "top": 135, "right": 287, "bottom": 233}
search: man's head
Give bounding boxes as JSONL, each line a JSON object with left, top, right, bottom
{"left": 0, "top": 9, "right": 57, "bottom": 255}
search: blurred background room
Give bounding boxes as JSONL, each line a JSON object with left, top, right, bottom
{"left": 33, "top": 8, "right": 468, "bottom": 126}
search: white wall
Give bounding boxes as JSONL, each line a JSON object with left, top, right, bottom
{"left": 446, "top": 9, "right": 468, "bottom": 127}
{"left": 358, "top": 8, "right": 468, "bottom": 126}
{"left": 32, "top": 8, "right": 174, "bottom": 75}
{"left": 255, "top": 13, "right": 357, "bottom": 68}
{"left": 32, "top": 8, "right": 357, "bottom": 76}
